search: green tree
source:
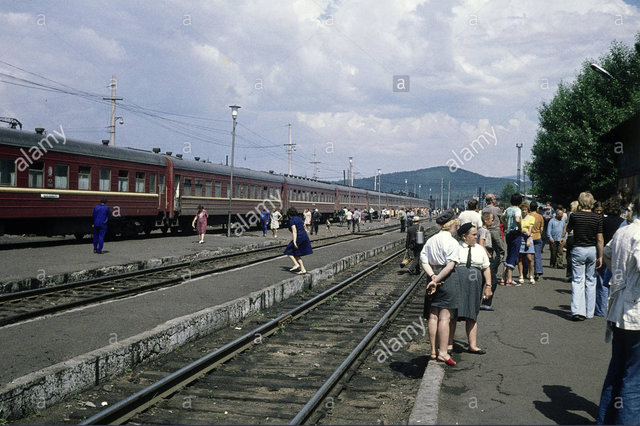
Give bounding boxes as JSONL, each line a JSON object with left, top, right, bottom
{"left": 499, "top": 182, "right": 517, "bottom": 206}
{"left": 529, "top": 35, "right": 640, "bottom": 204}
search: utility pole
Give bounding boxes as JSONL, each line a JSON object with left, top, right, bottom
{"left": 516, "top": 143, "right": 523, "bottom": 194}
{"left": 440, "top": 178, "right": 444, "bottom": 210}
{"left": 102, "top": 75, "right": 123, "bottom": 146}
{"left": 447, "top": 180, "right": 451, "bottom": 209}
{"left": 284, "top": 123, "right": 296, "bottom": 175}
{"left": 309, "top": 147, "right": 320, "bottom": 180}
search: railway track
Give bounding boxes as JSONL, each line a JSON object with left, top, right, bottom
{"left": 0, "top": 225, "right": 405, "bottom": 327}
{"left": 74, "top": 238, "right": 434, "bottom": 425}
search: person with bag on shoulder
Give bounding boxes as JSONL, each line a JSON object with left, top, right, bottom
{"left": 405, "top": 216, "right": 426, "bottom": 275}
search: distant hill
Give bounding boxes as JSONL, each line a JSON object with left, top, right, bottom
{"left": 339, "top": 166, "right": 514, "bottom": 208}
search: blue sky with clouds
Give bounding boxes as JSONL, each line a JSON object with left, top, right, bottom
{"left": 0, "top": 0, "right": 638, "bottom": 180}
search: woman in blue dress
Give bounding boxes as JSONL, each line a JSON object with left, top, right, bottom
{"left": 284, "top": 207, "right": 313, "bottom": 274}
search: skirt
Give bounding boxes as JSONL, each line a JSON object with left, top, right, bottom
{"left": 456, "top": 266, "right": 483, "bottom": 322}
{"left": 283, "top": 235, "right": 313, "bottom": 256}
{"left": 429, "top": 268, "right": 460, "bottom": 312}
{"left": 520, "top": 236, "right": 535, "bottom": 254}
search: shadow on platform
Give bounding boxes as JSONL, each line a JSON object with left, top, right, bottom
{"left": 533, "top": 384, "right": 598, "bottom": 424}
{"left": 389, "top": 355, "right": 428, "bottom": 379}
{"left": 532, "top": 305, "right": 573, "bottom": 321}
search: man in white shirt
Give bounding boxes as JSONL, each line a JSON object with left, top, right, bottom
{"left": 597, "top": 199, "right": 640, "bottom": 425}
{"left": 458, "top": 199, "right": 483, "bottom": 229}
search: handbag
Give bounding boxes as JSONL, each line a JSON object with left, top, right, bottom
{"left": 400, "top": 251, "right": 411, "bottom": 267}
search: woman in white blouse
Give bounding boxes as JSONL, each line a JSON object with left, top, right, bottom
{"left": 420, "top": 210, "right": 460, "bottom": 366}
{"left": 453, "top": 223, "right": 493, "bottom": 354}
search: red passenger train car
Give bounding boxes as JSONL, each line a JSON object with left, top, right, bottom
{"left": 0, "top": 127, "right": 424, "bottom": 237}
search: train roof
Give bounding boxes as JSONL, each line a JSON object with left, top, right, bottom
{"left": 0, "top": 127, "right": 167, "bottom": 167}
{"left": 171, "top": 157, "right": 285, "bottom": 184}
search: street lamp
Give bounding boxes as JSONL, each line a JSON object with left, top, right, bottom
{"left": 226, "top": 105, "right": 241, "bottom": 237}
{"left": 590, "top": 63, "right": 615, "bottom": 80}
{"left": 377, "top": 168, "right": 381, "bottom": 218}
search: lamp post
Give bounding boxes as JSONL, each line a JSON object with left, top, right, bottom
{"left": 226, "top": 105, "right": 241, "bottom": 237}
{"left": 377, "top": 168, "right": 381, "bottom": 218}
{"left": 348, "top": 157, "right": 353, "bottom": 208}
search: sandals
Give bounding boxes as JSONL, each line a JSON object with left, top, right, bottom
{"left": 296, "top": 270, "right": 307, "bottom": 275}
{"left": 289, "top": 266, "right": 300, "bottom": 271}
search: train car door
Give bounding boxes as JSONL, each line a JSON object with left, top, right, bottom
{"left": 174, "top": 174, "right": 181, "bottom": 213}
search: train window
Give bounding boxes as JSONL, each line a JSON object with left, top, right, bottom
{"left": 28, "top": 162, "right": 44, "bottom": 188}
{"left": 274, "top": 188, "right": 281, "bottom": 200}
{"left": 158, "top": 175, "right": 165, "bottom": 194}
{"left": 195, "top": 180, "right": 202, "bottom": 197}
{"left": 135, "top": 172, "right": 145, "bottom": 193}
{"left": 235, "top": 183, "right": 240, "bottom": 198}
{"left": 78, "top": 166, "right": 90, "bottom": 190}
{"left": 149, "top": 173, "right": 156, "bottom": 194}
{"left": 269, "top": 187, "right": 274, "bottom": 199}
{"left": 99, "top": 169, "right": 111, "bottom": 191}
{"left": 205, "top": 181, "right": 212, "bottom": 197}
{"left": 183, "top": 179, "right": 191, "bottom": 196}
{"left": 214, "top": 181, "right": 221, "bottom": 197}
{"left": 54, "top": 165, "right": 69, "bottom": 189}
{"left": 118, "top": 170, "right": 129, "bottom": 192}
{"left": 250, "top": 185, "right": 256, "bottom": 199}
{"left": 0, "top": 158, "right": 16, "bottom": 186}
{"left": 263, "top": 186, "right": 268, "bottom": 199}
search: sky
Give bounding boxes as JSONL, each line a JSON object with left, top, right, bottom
{"left": 0, "top": 0, "right": 639, "bottom": 182}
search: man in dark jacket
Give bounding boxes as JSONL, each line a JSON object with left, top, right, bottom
{"left": 311, "top": 208, "right": 322, "bottom": 235}
{"left": 405, "top": 216, "right": 425, "bottom": 275}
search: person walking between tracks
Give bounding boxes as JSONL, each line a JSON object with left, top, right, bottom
{"left": 345, "top": 208, "right": 353, "bottom": 230}
{"left": 565, "top": 192, "right": 603, "bottom": 321}
{"left": 420, "top": 209, "right": 459, "bottom": 366}
{"left": 450, "top": 223, "right": 492, "bottom": 355}
{"left": 405, "top": 216, "right": 425, "bottom": 275}
{"left": 270, "top": 208, "right": 282, "bottom": 238}
{"left": 311, "top": 208, "right": 321, "bottom": 235}
{"left": 260, "top": 207, "right": 270, "bottom": 237}
{"left": 500, "top": 193, "right": 523, "bottom": 286}
{"left": 92, "top": 198, "right": 111, "bottom": 254}
{"left": 352, "top": 208, "right": 361, "bottom": 233}
{"left": 597, "top": 198, "right": 640, "bottom": 425}
{"left": 192, "top": 204, "right": 208, "bottom": 244}
{"left": 284, "top": 207, "right": 313, "bottom": 275}
{"left": 398, "top": 208, "right": 407, "bottom": 233}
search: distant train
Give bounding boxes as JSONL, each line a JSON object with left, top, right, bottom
{"left": 0, "top": 126, "right": 424, "bottom": 238}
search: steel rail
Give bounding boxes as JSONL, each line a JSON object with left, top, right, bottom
{"left": 80, "top": 248, "right": 405, "bottom": 425}
{"left": 290, "top": 271, "right": 425, "bottom": 425}
{"left": 0, "top": 228, "right": 396, "bottom": 327}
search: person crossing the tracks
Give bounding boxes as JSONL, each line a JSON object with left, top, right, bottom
{"left": 345, "top": 208, "right": 353, "bottom": 230}
{"left": 303, "top": 208, "right": 312, "bottom": 233}
{"left": 284, "top": 207, "right": 313, "bottom": 275}
{"left": 352, "top": 208, "right": 361, "bottom": 233}
{"left": 92, "top": 198, "right": 111, "bottom": 254}
{"left": 405, "top": 216, "right": 425, "bottom": 275}
{"left": 260, "top": 207, "right": 270, "bottom": 237}
{"left": 191, "top": 204, "right": 208, "bottom": 244}
{"left": 597, "top": 197, "right": 640, "bottom": 424}
{"left": 420, "top": 209, "right": 460, "bottom": 366}
{"left": 270, "top": 208, "right": 282, "bottom": 238}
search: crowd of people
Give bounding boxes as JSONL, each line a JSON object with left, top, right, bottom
{"left": 410, "top": 189, "right": 639, "bottom": 423}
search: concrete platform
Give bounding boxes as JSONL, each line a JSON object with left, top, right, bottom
{"left": 0, "top": 219, "right": 399, "bottom": 292}
{"left": 0, "top": 220, "right": 414, "bottom": 420}
{"left": 409, "top": 251, "right": 610, "bottom": 424}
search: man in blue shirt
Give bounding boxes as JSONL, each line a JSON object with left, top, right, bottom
{"left": 92, "top": 198, "right": 111, "bottom": 254}
{"left": 260, "top": 207, "right": 270, "bottom": 237}
{"left": 547, "top": 208, "right": 566, "bottom": 268}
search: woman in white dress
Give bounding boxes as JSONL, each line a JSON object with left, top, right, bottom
{"left": 271, "top": 208, "right": 282, "bottom": 237}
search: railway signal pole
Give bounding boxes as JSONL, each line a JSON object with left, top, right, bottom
{"left": 227, "top": 105, "right": 241, "bottom": 237}
{"left": 309, "top": 147, "right": 320, "bottom": 180}
{"left": 102, "top": 75, "right": 123, "bottom": 147}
